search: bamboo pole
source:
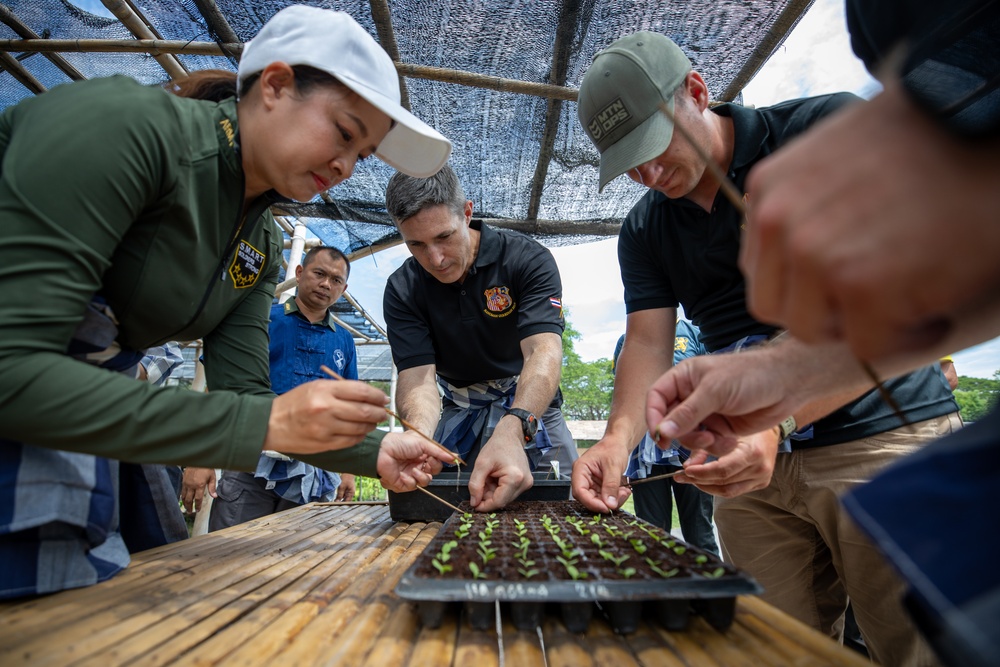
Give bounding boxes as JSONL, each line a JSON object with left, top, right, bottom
{"left": 190, "top": 0, "right": 241, "bottom": 60}
{"left": 0, "top": 50, "right": 45, "bottom": 93}
{"left": 99, "top": 0, "right": 186, "bottom": 79}
{"left": 368, "top": 0, "right": 410, "bottom": 110}
{"left": 0, "top": 39, "right": 578, "bottom": 100}
{"left": 0, "top": 5, "right": 85, "bottom": 80}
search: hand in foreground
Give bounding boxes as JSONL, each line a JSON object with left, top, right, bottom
{"left": 376, "top": 431, "right": 455, "bottom": 493}
{"left": 264, "top": 379, "right": 389, "bottom": 456}
{"left": 180, "top": 467, "right": 217, "bottom": 513}
{"left": 468, "top": 425, "right": 533, "bottom": 512}
{"left": 674, "top": 428, "right": 779, "bottom": 498}
{"left": 335, "top": 473, "right": 356, "bottom": 502}
{"left": 571, "top": 438, "right": 632, "bottom": 514}
{"left": 646, "top": 351, "right": 804, "bottom": 450}
{"left": 742, "top": 80, "right": 1000, "bottom": 361}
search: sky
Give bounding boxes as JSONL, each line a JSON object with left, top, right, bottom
{"left": 346, "top": 0, "right": 1000, "bottom": 379}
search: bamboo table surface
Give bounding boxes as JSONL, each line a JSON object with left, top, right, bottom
{"left": 0, "top": 503, "right": 872, "bottom": 667}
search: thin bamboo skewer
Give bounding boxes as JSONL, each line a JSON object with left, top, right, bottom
{"left": 414, "top": 486, "right": 463, "bottom": 514}
{"left": 319, "top": 365, "right": 466, "bottom": 466}
{"left": 658, "top": 101, "right": 746, "bottom": 214}
{"left": 625, "top": 468, "right": 683, "bottom": 487}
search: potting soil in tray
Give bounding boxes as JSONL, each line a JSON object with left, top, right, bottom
{"left": 395, "top": 499, "right": 762, "bottom": 634}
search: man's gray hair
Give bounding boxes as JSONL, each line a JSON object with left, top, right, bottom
{"left": 384, "top": 163, "right": 466, "bottom": 227}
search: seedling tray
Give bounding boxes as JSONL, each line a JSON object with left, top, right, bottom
{"left": 387, "top": 471, "right": 570, "bottom": 522}
{"left": 396, "top": 500, "right": 761, "bottom": 634}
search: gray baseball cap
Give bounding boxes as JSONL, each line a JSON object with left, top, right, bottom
{"left": 578, "top": 32, "right": 692, "bottom": 192}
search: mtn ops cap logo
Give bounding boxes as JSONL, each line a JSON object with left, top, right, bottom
{"left": 587, "top": 97, "right": 632, "bottom": 144}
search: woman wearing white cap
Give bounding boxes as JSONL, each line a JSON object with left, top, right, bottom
{"left": 0, "top": 6, "right": 452, "bottom": 597}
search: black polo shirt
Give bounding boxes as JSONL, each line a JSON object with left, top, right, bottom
{"left": 618, "top": 95, "right": 959, "bottom": 447}
{"left": 384, "top": 220, "right": 564, "bottom": 387}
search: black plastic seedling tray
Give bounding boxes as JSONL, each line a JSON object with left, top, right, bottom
{"left": 387, "top": 471, "right": 571, "bottom": 522}
{"left": 395, "top": 500, "right": 762, "bottom": 634}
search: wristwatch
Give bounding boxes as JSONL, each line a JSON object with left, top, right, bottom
{"left": 776, "top": 415, "right": 797, "bottom": 442}
{"left": 507, "top": 408, "right": 539, "bottom": 444}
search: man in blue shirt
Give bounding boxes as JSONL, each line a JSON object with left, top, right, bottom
{"left": 183, "top": 246, "right": 358, "bottom": 528}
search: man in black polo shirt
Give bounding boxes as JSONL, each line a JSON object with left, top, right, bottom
{"left": 571, "top": 32, "right": 961, "bottom": 667}
{"left": 383, "top": 164, "right": 576, "bottom": 512}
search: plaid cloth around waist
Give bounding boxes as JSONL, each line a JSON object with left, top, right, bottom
{"left": 0, "top": 296, "right": 187, "bottom": 599}
{"left": 435, "top": 376, "right": 553, "bottom": 470}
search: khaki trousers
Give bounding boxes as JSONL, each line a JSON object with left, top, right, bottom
{"left": 715, "top": 413, "right": 962, "bottom": 667}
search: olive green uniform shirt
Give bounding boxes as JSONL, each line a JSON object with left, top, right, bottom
{"left": 0, "top": 76, "right": 381, "bottom": 477}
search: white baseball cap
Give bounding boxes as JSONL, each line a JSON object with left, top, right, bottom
{"left": 238, "top": 5, "right": 451, "bottom": 178}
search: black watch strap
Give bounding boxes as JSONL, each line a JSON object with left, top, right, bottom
{"left": 507, "top": 408, "right": 538, "bottom": 444}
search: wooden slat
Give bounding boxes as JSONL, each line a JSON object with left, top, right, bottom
{"left": 499, "top": 617, "right": 547, "bottom": 667}
{"left": 0, "top": 505, "right": 883, "bottom": 667}
{"left": 625, "top": 624, "right": 690, "bottom": 667}
{"left": 74, "top": 522, "right": 390, "bottom": 667}
{"left": 358, "top": 597, "right": 422, "bottom": 667}
{"left": 404, "top": 614, "right": 458, "bottom": 667}
{"left": 738, "top": 596, "right": 872, "bottom": 667}
{"left": 543, "top": 614, "right": 596, "bottom": 666}
{"left": 585, "top": 615, "right": 643, "bottom": 667}
{"left": 0, "top": 514, "right": 382, "bottom": 666}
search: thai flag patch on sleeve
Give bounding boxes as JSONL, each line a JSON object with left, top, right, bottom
{"left": 550, "top": 297, "right": 562, "bottom": 309}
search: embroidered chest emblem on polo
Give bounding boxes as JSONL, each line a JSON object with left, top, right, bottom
{"left": 229, "top": 240, "right": 266, "bottom": 289}
{"left": 588, "top": 97, "right": 631, "bottom": 141}
{"left": 483, "top": 286, "right": 516, "bottom": 318}
{"left": 332, "top": 349, "right": 346, "bottom": 373}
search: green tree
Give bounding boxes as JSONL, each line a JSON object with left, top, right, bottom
{"left": 954, "top": 371, "right": 1000, "bottom": 423}
{"left": 559, "top": 314, "right": 615, "bottom": 420}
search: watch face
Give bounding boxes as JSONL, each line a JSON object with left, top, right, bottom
{"left": 511, "top": 409, "right": 538, "bottom": 440}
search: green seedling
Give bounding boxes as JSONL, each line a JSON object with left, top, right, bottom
{"left": 512, "top": 536, "right": 531, "bottom": 550}
{"left": 702, "top": 567, "right": 726, "bottom": 579}
{"left": 589, "top": 514, "right": 603, "bottom": 525}
{"left": 618, "top": 567, "right": 637, "bottom": 579}
{"left": 469, "top": 562, "right": 486, "bottom": 579}
{"left": 477, "top": 545, "right": 497, "bottom": 564}
{"left": 560, "top": 547, "right": 582, "bottom": 560}
{"left": 590, "top": 533, "right": 605, "bottom": 548}
{"left": 434, "top": 540, "right": 458, "bottom": 565}
{"left": 599, "top": 550, "right": 629, "bottom": 567}
{"left": 673, "top": 545, "right": 687, "bottom": 555}
{"left": 650, "top": 565, "right": 679, "bottom": 579}
{"left": 695, "top": 555, "right": 708, "bottom": 564}
{"left": 629, "top": 539, "right": 648, "bottom": 555}
{"left": 431, "top": 558, "right": 453, "bottom": 575}
{"left": 518, "top": 567, "right": 540, "bottom": 579}
{"left": 564, "top": 564, "right": 587, "bottom": 580}
{"left": 556, "top": 555, "right": 580, "bottom": 569}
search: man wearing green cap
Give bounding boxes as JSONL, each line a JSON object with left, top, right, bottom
{"left": 571, "top": 31, "right": 961, "bottom": 667}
